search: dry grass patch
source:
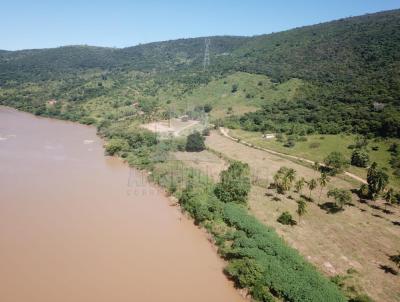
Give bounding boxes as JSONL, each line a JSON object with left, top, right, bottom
{"left": 205, "top": 131, "right": 400, "bottom": 302}
{"left": 141, "top": 118, "right": 200, "bottom": 137}
{"left": 173, "top": 150, "right": 228, "bottom": 181}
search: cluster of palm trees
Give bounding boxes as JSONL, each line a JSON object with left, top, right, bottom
{"left": 271, "top": 163, "right": 358, "bottom": 223}
{"left": 273, "top": 164, "right": 331, "bottom": 203}
{"left": 273, "top": 167, "right": 297, "bottom": 194}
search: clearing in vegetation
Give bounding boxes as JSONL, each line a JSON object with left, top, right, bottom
{"left": 141, "top": 118, "right": 201, "bottom": 138}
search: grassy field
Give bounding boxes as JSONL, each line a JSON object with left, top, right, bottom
{"left": 230, "top": 129, "right": 400, "bottom": 189}
{"left": 196, "top": 131, "right": 400, "bottom": 302}
{"left": 173, "top": 72, "right": 304, "bottom": 119}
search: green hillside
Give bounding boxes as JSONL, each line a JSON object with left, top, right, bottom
{"left": 0, "top": 9, "right": 399, "bottom": 138}
{"left": 1, "top": 9, "right": 400, "bottom": 302}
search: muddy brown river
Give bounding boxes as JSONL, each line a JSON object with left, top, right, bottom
{"left": 0, "top": 107, "right": 244, "bottom": 302}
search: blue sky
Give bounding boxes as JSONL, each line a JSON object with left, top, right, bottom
{"left": 1, "top": 0, "right": 399, "bottom": 50}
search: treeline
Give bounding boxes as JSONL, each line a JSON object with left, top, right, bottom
{"left": 225, "top": 98, "right": 400, "bottom": 138}
{"left": 171, "top": 162, "right": 346, "bottom": 302}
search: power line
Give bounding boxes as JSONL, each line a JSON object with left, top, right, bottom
{"left": 203, "top": 38, "right": 210, "bottom": 71}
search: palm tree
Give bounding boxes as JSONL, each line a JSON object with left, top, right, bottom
{"left": 313, "top": 161, "right": 320, "bottom": 176}
{"left": 286, "top": 168, "right": 296, "bottom": 185}
{"left": 327, "top": 188, "right": 352, "bottom": 209}
{"left": 282, "top": 175, "right": 291, "bottom": 192}
{"left": 273, "top": 172, "right": 281, "bottom": 188}
{"left": 307, "top": 179, "right": 317, "bottom": 201}
{"left": 295, "top": 177, "right": 305, "bottom": 195}
{"left": 297, "top": 199, "right": 307, "bottom": 223}
{"left": 318, "top": 173, "right": 330, "bottom": 204}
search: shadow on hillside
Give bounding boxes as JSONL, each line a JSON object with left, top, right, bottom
{"left": 318, "top": 202, "right": 343, "bottom": 214}
{"left": 379, "top": 264, "right": 399, "bottom": 276}
{"left": 300, "top": 194, "right": 314, "bottom": 203}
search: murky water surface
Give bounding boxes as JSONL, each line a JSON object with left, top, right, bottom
{"left": 0, "top": 107, "right": 243, "bottom": 302}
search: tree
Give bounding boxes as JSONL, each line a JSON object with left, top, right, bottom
{"left": 295, "top": 177, "right": 306, "bottom": 195}
{"left": 389, "top": 253, "right": 400, "bottom": 269}
{"left": 351, "top": 149, "right": 370, "bottom": 168}
{"left": 214, "top": 161, "right": 251, "bottom": 204}
{"left": 186, "top": 131, "right": 205, "bottom": 152}
{"left": 231, "top": 84, "right": 238, "bottom": 93}
{"left": 388, "top": 143, "right": 399, "bottom": 154}
{"left": 307, "top": 178, "right": 317, "bottom": 200}
{"left": 358, "top": 184, "right": 369, "bottom": 198}
{"left": 383, "top": 188, "right": 396, "bottom": 209}
{"left": 312, "top": 161, "right": 320, "bottom": 175}
{"left": 367, "top": 162, "right": 389, "bottom": 199}
{"left": 286, "top": 168, "right": 296, "bottom": 184}
{"left": 224, "top": 258, "right": 263, "bottom": 289}
{"left": 105, "top": 138, "right": 129, "bottom": 155}
{"left": 273, "top": 167, "right": 296, "bottom": 193}
{"left": 327, "top": 188, "right": 352, "bottom": 209}
{"left": 297, "top": 199, "right": 307, "bottom": 222}
{"left": 318, "top": 173, "right": 330, "bottom": 204}
{"left": 324, "top": 152, "right": 349, "bottom": 175}
{"left": 203, "top": 104, "right": 213, "bottom": 113}
{"left": 277, "top": 211, "right": 296, "bottom": 226}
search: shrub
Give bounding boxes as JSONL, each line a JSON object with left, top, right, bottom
{"left": 327, "top": 188, "right": 352, "bottom": 209}
{"left": 309, "top": 142, "right": 320, "bottom": 149}
{"left": 203, "top": 104, "right": 213, "bottom": 113}
{"left": 186, "top": 131, "right": 205, "bottom": 152}
{"left": 231, "top": 84, "right": 238, "bottom": 93}
{"left": 351, "top": 149, "right": 370, "bottom": 167}
{"left": 222, "top": 203, "right": 346, "bottom": 302}
{"left": 389, "top": 143, "right": 399, "bottom": 154}
{"left": 358, "top": 184, "right": 369, "bottom": 198}
{"left": 105, "top": 138, "right": 129, "bottom": 155}
{"left": 324, "top": 151, "right": 349, "bottom": 175}
{"left": 349, "top": 294, "right": 375, "bottom": 302}
{"left": 80, "top": 116, "right": 96, "bottom": 125}
{"left": 202, "top": 128, "right": 210, "bottom": 136}
{"left": 224, "top": 258, "right": 264, "bottom": 288}
{"left": 277, "top": 211, "right": 296, "bottom": 225}
{"left": 215, "top": 161, "right": 251, "bottom": 204}
{"left": 284, "top": 138, "right": 295, "bottom": 148}
{"left": 276, "top": 133, "right": 285, "bottom": 142}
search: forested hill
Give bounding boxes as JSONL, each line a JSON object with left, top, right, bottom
{"left": 230, "top": 9, "right": 400, "bottom": 103}
{"left": 0, "top": 9, "right": 400, "bottom": 137}
{"left": 1, "top": 9, "right": 399, "bottom": 86}
{"left": 0, "top": 37, "right": 249, "bottom": 82}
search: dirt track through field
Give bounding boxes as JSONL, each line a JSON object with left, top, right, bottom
{"left": 205, "top": 130, "right": 400, "bottom": 302}
{"left": 219, "top": 127, "right": 367, "bottom": 184}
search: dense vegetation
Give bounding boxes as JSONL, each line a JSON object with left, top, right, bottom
{"left": 175, "top": 163, "right": 346, "bottom": 302}
{"left": 1, "top": 9, "right": 400, "bottom": 301}
{"left": 1, "top": 9, "right": 400, "bottom": 139}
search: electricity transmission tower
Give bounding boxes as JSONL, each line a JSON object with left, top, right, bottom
{"left": 203, "top": 38, "right": 210, "bottom": 71}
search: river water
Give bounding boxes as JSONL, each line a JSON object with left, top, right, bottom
{"left": 0, "top": 107, "right": 243, "bottom": 302}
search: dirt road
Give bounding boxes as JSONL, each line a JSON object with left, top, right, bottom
{"left": 219, "top": 127, "right": 367, "bottom": 184}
